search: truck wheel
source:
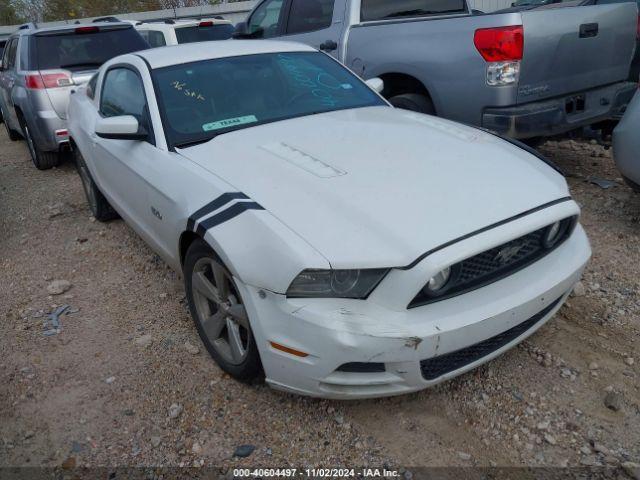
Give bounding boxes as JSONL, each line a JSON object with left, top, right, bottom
{"left": 389, "top": 93, "right": 436, "bottom": 115}
{"left": 73, "top": 147, "right": 119, "bottom": 221}
{"left": 184, "top": 239, "right": 263, "bottom": 382}
{"left": 20, "top": 117, "right": 60, "bottom": 170}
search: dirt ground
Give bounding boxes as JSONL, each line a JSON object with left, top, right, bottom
{"left": 1, "top": 127, "right": 639, "bottom": 474}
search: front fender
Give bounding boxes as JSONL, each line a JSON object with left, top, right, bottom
{"left": 183, "top": 202, "right": 330, "bottom": 294}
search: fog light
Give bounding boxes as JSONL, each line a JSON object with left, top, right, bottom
{"left": 427, "top": 266, "right": 451, "bottom": 292}
{"left": 543, "top": 221, "right": 564, "bottom": 248}
{"left": 486, "top": 61, "right": 520, "bottom": 86}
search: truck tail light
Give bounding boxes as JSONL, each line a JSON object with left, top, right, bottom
{"left": 486, "top": 61, "right": 520, "bottom": 86}
{"left": 475, "top": 26, "right": 523, "bottom": 86}
{"left": 474, "top": 25, "right": 524, "bottom": 62}
{"left": 25, "top": 71, "right": 74, "bottom": 90}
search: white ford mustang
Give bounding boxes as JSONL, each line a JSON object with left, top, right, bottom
{"left": 68, "top": 40, "right": 591, "bottom": 399}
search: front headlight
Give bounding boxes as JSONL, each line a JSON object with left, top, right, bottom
{"left": 286, "top": 269, "right": 389, "bottom": 299}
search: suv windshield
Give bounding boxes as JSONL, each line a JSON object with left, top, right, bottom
{"left": 34, "top": 26, "right": 149, "bottom": 70}
{"left": 154, "top": 52, "right": 386, "bottom": 148}
{"left": 174, "top": 24, "right": 235, "bottom": 43}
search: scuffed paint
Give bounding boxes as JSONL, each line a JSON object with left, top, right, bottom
{"left": 404, "top": 336, "right": 422, "bottom": 350}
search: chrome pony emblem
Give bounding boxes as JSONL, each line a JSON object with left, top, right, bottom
{"left": 494, "top": 243, "right": 524, "bottom": 265}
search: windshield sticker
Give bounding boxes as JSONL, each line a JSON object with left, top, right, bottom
{"left": 171, "top": 80, "right": 205, "bottom": 101}
{"left": 202, "top": 115, "right": 258, "bottom": 132}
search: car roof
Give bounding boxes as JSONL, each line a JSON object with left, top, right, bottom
{"left": 136, "top": 40, "right": 316, "bottom": 69}
{"left": 137, "top": 18, "right": 231, "bottom": 28}
{"left": 12, "top": 21, "right": 135, "bottom": 37}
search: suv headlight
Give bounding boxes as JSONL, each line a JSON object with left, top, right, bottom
{"left": 286, "top": 269, "right": 389, "bottom": 299}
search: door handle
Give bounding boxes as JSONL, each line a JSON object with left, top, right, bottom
{"left": 579, "top": 23, "right": 598, "bottom": 38}
{"left": 319, "top": 40, "right": 338, "bottom": 52}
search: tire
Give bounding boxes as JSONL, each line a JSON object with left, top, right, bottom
{"left": 521, "top": 137, "right": 544, "bottom": 149}
{"left": 1, "top": 106, "right": 21, "bottom": 141}
{"left": 73, "top": 147, "right": 119, "bottom": 221}
{"left": 389, "top": 93, "right": 436, "bottom": 115}
{"left": 19, "top": 116, "right": 60, "bottom": 170}
{"left": 184, "top": 239, "right": 263, "bottom": 381}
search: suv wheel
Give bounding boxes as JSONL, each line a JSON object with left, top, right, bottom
{"left": 20, "top": 117, "right": 60, "bottom": 170}
{"left": 73, "top": 147, "right": 119, "bottom": 221}
{"left": 1, "top": 107, "right": 21, "bottom": 141}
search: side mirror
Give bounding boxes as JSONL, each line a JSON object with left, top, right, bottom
{"left": 232, "top": 21, "right": 250, "bottom": 38}
{"left": 365, "top": 77, "right": 384, "bottom": 94}
{"left": 95, "top": 115, "right": 147, "bottom": 140}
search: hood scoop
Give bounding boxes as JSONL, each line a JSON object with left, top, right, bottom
{"left": 260, "top": 142, "right": 346, "bottom": 179}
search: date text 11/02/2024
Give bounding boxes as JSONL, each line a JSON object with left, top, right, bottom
{"left": 233, "top": 468, "right": 401, "bottom": 477}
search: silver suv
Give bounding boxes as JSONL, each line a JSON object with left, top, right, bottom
{"left": 0, "top": 22, "right": 148, "bottom": 169}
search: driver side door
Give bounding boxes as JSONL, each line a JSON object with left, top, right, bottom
{"left": 91, "top": 66, "right": 157, "bottom": 237}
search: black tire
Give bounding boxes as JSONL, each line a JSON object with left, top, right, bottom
{"left": 521, "top": 137, "right": 544, "bottom": 149}
{"left": 389, "top": 93, "right": 436, "bottom": 115}
{"left": 73, "top": 147, "right": 119, "bottom": 221}
{"left": 1, "top": 106, "right": 21, "bottom": 141}
{"left": 19, "top": 116, "right": 60, "bottom": 170}
{"left": 184, "top": 239, "right": 263, "bottom": 381}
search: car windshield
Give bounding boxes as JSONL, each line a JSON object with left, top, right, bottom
{"left": 154, "top": 51, "right": 387, "bottom": 148}
{"left": 34, "top": 27, "right": 149, "bottom": 71}
{"left": 174, "top": 24, "right": 235, "bottom": 43}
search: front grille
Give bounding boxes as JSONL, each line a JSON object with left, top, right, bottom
{"left": 420, "top": 295, "right": 563, "bottom": 381}
{"left": 409, "top": 217, "right": 576, "bottom": 308}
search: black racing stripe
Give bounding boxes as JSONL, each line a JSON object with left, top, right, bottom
{"left": 195, "top": 202, "right": 265, "bottom": 236}
{"left": 187, "top": 192, "right": 250, "bottom": 232}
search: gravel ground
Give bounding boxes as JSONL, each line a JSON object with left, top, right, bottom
{"left": 1, "top": 128, "right": 639, "bottom": 474}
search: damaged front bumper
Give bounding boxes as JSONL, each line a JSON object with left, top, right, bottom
{"left": 238, "top": 223, "right": 590, "bottom": 399}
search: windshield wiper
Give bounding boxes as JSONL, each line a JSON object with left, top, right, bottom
{"left": 174, "top": 137, "right": 215, "bottom": 149}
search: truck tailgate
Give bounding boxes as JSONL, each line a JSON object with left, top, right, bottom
{"left": 518, "top": 3, "right": 637, "bottom": 104}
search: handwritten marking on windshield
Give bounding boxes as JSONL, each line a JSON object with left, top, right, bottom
{"left": 277, "top": 54, "right": 342, "bottom": 108}
{"left": 171, "top": 80, "right": 205, "bottom": 101}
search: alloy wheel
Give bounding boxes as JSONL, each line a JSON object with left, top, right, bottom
{"left": 191, "top": 257, "right": 251, "bottom": 365}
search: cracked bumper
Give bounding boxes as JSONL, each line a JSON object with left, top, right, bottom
{"left": 237, "top": 225, "right": 590, "bottom": 400}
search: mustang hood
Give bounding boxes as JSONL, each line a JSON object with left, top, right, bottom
{"left": 177, "top": 106, "right": 569, "bottom": 268}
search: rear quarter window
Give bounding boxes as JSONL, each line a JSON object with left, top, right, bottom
{"left": 139, "top": 30, "right": 167, "bottom": 48}
{"left": 360, "top": 0, "right": 466, "bottom": 21}
{"left": 33, "top": 27, "right": 149, "bottom": 71}
{"left": 174, "top": 24, "right": 234, "bottom": 43}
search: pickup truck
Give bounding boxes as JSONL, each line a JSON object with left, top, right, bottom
{"left": 235, "top": 0, "right": 638, "bottom": 140}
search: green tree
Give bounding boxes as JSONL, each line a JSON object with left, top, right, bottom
{"left": 0, "top": 1, "right": 24, "bottom": 24}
